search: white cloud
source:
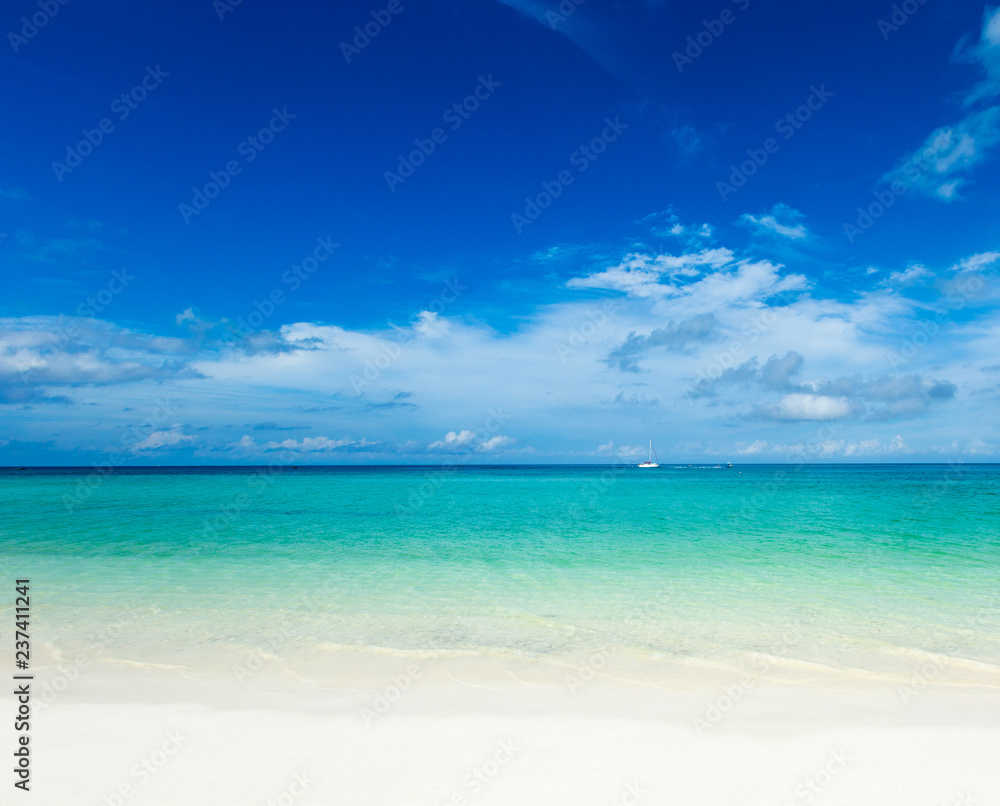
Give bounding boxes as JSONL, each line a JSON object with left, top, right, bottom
{"left": 669, "top": 124, "right": 703, "bottom": 161}
{"left": 739, "top": 204, "right": 809, "bottom": 240}
{"left": 738, "top": 439, "right": 768, "bottom": 455}
{"left": 130, "top": 425, "right": 194, "bottom": 452}
{"left": 0, "top": 316, "right": 200, "bottom": 403}
{"left": 567, "top": 248, "right": 734, "bottom": 297}
{"left": 760, "top": 393, "right": 852, "bottom": 421}
{"left": 880, "top": 265, "right": 933, "bottom": 288}
{"left": 3, "top": 230, "right": 998, "bottom": 462}
{"left": 428, "top": 430, "right": 477, "bottom": 449}
{"left": 949, "top": 251, "right": 1000, "bottom": 273}
{"left": 230, "top": 435, "right": 375, "bottom": 453}
{"left": 478, "top": 435, "right": 515, "bottom": 452}
{"left": 427, "top": 430, "right": 514, "bottom": 453}
{"left": 885, "top": 108, "right": 1000, "bottom": 200}
{"left": 262, "top": 436, "right": 373, "bottom": 452}
{"left": 886, "top": 10, "right": 1000, "bottom": 200}
{"left": 964, "top": 437, "right": 996, "bottom": 455}
{"left": 735, "top": 434, "right": 912, "bottom": 458}
{"left": 957, "top": 6, "right": 1000, "bottom": 106}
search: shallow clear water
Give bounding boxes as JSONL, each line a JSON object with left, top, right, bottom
{"left": 1, "top": 464, "right": 998, "bottom": 685}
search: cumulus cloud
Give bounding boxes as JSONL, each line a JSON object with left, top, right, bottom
{"left": 0, "top": 316, "right": 201, "bottom": 403}
{"left": 690, "top": 351, "right": 804, "bottom": 398}
{"left": 606, "top": 314, "right": 717, "bottom": 372}
{"left": 567, "top": 248, "right": 734, "bottom": 297}
{"left": 428, "top": 430, "right": 515, "bottom": 452}
{"left": 756, "top": 393, "right": 852, "bottom": 421}
{"left": 692, "top": 349, "right": 956, "bottom": 422}
{"left": 2, "top": 223, "right": 996, "bottom": 462}
{"left": 478, "top": 435, "right": 515, "bottom": 452}
{"left": 429, "top": 430, "right": 477, "bottom": 449}
{"left": 739, "top": 204, "right": 809, "bottom": 240}
{"left": 130, "top": 425, "right": 194, "bottom": 452}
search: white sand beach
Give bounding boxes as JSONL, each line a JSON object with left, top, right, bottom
{"left": 21, "top": 655, "right": 1000, "bottom": 806}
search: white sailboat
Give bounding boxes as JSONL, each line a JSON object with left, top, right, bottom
{"left": 638, "top": 440, "right": 659, "bottom": 468}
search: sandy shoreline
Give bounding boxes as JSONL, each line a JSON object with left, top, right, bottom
{"left": 18, "top": 658, "right": 1000, "bottom": 805}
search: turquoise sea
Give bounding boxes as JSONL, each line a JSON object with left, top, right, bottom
{"left": 1, "top": 464, "right": 998, "bottom": 688}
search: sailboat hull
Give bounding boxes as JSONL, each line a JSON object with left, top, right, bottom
{"left": 638, "top": 439, "right": 659, "bottom": 467}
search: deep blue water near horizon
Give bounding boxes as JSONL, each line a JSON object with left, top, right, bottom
{"left": 1, "top": 463, "right": 998, "bottom": 684}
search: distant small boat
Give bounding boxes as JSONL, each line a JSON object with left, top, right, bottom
{"left": 725, "top": 461, "right": 733, "bottom": 468}
{"left": 638, "top": 440, "right": 659, "bottom": 468}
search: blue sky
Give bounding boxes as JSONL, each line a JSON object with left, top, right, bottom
{"left": 2, "top": 0, "right": 1000, "bottom": 464}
